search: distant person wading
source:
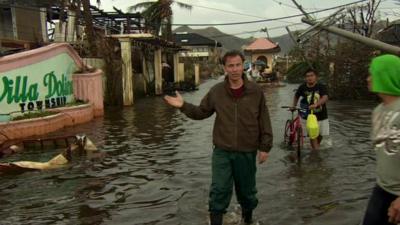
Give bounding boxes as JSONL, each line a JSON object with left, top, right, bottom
{"left": 292, "top": 69, "right": 329, "bottom": 150}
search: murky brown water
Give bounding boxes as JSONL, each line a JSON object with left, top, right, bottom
{"left": 0, "top": 78, "right": 377, "bottom": 225}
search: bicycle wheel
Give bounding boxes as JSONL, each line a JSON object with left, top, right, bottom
{"left": 284, "top": 120, "right": 291, "bottom": 145}
{"left": 296, "top": 127, "right": 303, "bottom": 159}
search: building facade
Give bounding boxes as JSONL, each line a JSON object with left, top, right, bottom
{"left": 244, "top": 38, "right": 281, "bottom": 74}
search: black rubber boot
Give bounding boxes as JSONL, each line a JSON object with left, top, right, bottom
{"left": 242, "top": 209, "right": 253, "bottom": 224}
{"left": 210, "top": 212, "right": 223, "bottom": 225}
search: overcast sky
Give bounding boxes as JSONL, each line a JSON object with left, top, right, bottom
{"left": 92, "top": 0, "right": 399, "bottom": 38}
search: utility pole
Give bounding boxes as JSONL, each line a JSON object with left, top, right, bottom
{"left": 291, "top": 0, "right": 312, "bottom": 20}
{"left": 301, "top": 17, "right": 400, "bottom": 55}
{"left": 261, "top": 27, "right": 270, "bottom": 39}
{"left": 296, "top": 8, "right": 344, "bottom": 43}
{"left": 291, "top": 0, "right": 400, "bottom": 55}
{"left": 285, "top": 26, "right": 314, "bottom": 69}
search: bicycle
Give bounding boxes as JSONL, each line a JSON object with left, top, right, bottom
{"left": 281, "top": 106, "right": 306, "bottom": 160}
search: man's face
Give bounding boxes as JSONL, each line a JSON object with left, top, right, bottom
{"left": 224, "top": 55, "right": 244, "bottom": 82}
{"left": 305, "top": 71, "right": 317, "bottom": 85}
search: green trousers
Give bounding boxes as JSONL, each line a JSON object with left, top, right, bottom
{"left": 209, "top": 147, "right": 258, "bottom": 214}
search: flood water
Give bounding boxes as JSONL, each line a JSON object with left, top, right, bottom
{"left": 0, "top": 77, "right": 378, "bottom": 225}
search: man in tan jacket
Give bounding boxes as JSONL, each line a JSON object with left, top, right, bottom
{"left": 164, "top": 50, "right": 273, "bottom": 225}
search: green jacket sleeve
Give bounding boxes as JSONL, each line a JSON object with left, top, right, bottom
{"left": 258, "top": 93, "right": 273, "bottom": 152}
{"left": 180, "top": 92, "right": 215, "bottom": 120}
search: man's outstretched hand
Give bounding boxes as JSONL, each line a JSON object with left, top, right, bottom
{"left": 164, "top": 91, "right": 184, "bottom": 108}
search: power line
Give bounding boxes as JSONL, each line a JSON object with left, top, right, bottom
{"left": 174, "top": 0, "right": 266, "bottom": 19}
{"left": 208, "top": 30, "right": 260, "bottom": 38}
{"left": 0, "top": 1, "right": 306, "bottom": 34}
{"left": 207, "top": 22, "right": 305, "bottom": 38}
{"left": 310, "top": 0, "right": 318, "bottom": 13}
{"left": 272, "top": 0, "right": 299, "bottom": 10}
{"left": 222, "top": 11, "right": 354, "bottom": 39}
{"left": 1, "top": 0, "right": 369, "bottom": 29}
{"left": 174, "top": 0, "right": 294, "bottom": 24}
{"left": 171, "top": 0, "right": 368, "bottom": 26}
{"left": 0, "top": 2, "right": 288, "bottom": 33}
{"left": 286, "top": 0, "right": 392, "bottom": 11}
{"left": 273, "top": 0, "right": 295, "bottom": 38}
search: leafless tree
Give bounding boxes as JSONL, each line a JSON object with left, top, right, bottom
{"left": 345, "top": 0, "right": 382, "bottom": 37}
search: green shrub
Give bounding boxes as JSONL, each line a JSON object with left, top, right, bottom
{"left": 65, "top": 99, "right": 87, "bottom": 107}
{"left": 286, "top": 62, "right": 310, "bottom": 83}
{"left": 12, "top": 111, "right": 59, "bottom": 121}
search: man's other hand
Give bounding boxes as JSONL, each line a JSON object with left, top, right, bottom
{"left": 388, "top": 197, "right": 400, "bottom": 224}
{"left": 258, "top": 151, "right": 269, "bottom": 164}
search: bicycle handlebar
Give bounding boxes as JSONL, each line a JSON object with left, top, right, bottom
{"left": 281, "top": 106, "right": 307, "bottom": 112}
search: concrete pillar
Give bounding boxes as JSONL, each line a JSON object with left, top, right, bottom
{"left": 40, "top": 7, "right": 48, "bottom": 42}
{"left": 72, "top": 69, "right": 104, "bottom": 116}
{"left": 178, "top": 63, "right": 185, "bottom": 82}
{"left": 142, "top": 57, "right": 148, "bottom": 94}
{"left": 154, "top": 48, "right": 162, "bottom": 95}
{"left": 66, "top": 10, "right": 76, "bottom": 42}
{"left": 120, "top": 22, "right": 124, "bottom": 34}
{"left": 194, "top": 64, "right": 200, "bottom": 86}
{"left": 173, "top": 53, "right": 179, "bottom": 83}
{"left": 119, "top": 38, "right": 134, "bottom": 105}
{"left": 104, "top": 23, "right": 108, "bottom": 36}
{"left": 54, "top": 22, "right": 66, "bottom": 42}
{"left": 11, "top": 7, "right": 17, "bottom": 39}
{"left": 286, "top": 55, "right": 289, "bottom": 71}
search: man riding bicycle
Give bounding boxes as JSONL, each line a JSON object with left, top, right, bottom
{"left": 291, "top": 69, "right": 329, "bottom": 150}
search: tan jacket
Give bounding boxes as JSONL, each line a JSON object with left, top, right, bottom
{"left": 180, "top": 76, "right": 273, "bottom": 152}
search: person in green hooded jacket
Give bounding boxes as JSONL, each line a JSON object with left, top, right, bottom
{"left": 362, "top": 54, "right": 400, "bottom": 225}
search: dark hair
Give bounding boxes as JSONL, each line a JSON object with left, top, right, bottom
{"left": 221, "top": 50, "right": 245, "bottom": 65}
{"left": 304, "top": 68, "right": 318, "bottom": 76}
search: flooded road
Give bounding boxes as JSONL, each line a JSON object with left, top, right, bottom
{"left": 0, "top": 78, "right": 377, "bottom": 225}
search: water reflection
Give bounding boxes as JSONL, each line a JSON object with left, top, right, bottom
{"left": 0, "top": 81, "right": 378, "bottom": 225}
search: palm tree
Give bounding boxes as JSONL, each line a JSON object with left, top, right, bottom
{"left": 81, "top": 0, "right": 100, "bottom": 56}
{"left": 128, "top": 0, "right": 192, "bottom": 40}
{"left": 46, "top": 0, "right": 100, "bottom": 56}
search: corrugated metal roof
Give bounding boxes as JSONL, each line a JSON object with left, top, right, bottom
{"left": 377, "top": 23, "right": 400, "bottom": 46}
{"left": 173, "top": 33, "right": 222, "bottom": 47}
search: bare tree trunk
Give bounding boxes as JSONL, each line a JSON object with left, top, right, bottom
{"left": 59, "top": 0, "right": 66, "bottom": 41}
{"left": 82, "top": 0, "right": 97, "bottom": 56}
{"left": 164, "top": 16, "right": 172, "bottom": 41}
{"left": 346, "top": 0, "right": 382, "bottom": 37}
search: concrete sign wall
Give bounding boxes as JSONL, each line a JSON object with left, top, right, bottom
{"left": 0, "top": 44, "right": 83, "bottom": 116}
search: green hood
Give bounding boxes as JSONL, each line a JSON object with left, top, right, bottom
{"left": 369, "top": 54, "right": 400, "bottom": 96}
